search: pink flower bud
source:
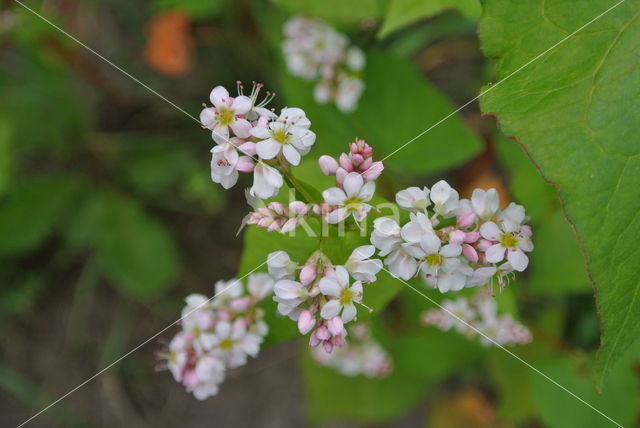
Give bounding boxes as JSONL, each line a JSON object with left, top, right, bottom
{"left": 269, "top": 202, "right": 285, "bottom": 215}
{"left": 327, "top": 316, "right": 344, "bottom": 335}
{"left": 267, "top": 219, "right": 281, "bottom": 232}
{"left": 351, "top": 153, "right": 364, "bottom": 166}
{"left": 257, "top": 217, "right": 273, "bottom": 228}
{"left": 298, "top": 310, "right": 315, "bottom": 335}
{"left": 332, "top": 335, "right": 346, "bottom": 347}
{"left": 464, "top": 231, "right": 480, "bottom": 243}
{"left": 339, "top": 153, "right": 354, "bottom": 171}
{"left": 359, "top": 157, "right": 373, "bottom": 171}
{"left": 289, "top": 201, "right": 308, "bottom": 215}
{"left": 477, "top": 239, "right": 493, "bottom": 252}
{"left": 257, "top": 115, "right": 269, "bottom": 127}
{"left": 335, "top": 168, "right": 348, "bottom": 185}
{"left": 230, "top": 297, "right": 251, "bottom": 312}
{"left": 238, "top": 141, "right": 257, "bottom": 156}
{"left": 361, "top": 161, "right": 383, "bottom": 182}
{"left": 457, "top": 211, "right": 476, "bottom": 228}
{"left": 235, "top": 156, "right": 255, "bottom": 172}
{"left": 309, "top": 333, "right": 320, "bottom": 347}
{"left": 300, "top": 265, "right": 317, "bottom": 285}
{"left": 318, "top": 155, "right": 339, "bottom": 176}
{"left": 462, "top": 244, "right": 479, "bottom": 262}
{"left": 315, "top": 326, "right": 330, "bottom": 341}
{"left": 323, "top": 341, "right": 334, "bottom": 353}
{"left": 449, "top": 230, "right": 466, "bottom": 245}
{"left": 280, "top": 218, "right": 298, "bottom": 233}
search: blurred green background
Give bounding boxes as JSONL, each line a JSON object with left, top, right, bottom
{"left": 0, "top": 0, "right": 638, "bottom": 427}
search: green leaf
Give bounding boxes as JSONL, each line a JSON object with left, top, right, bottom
{"left": 152, "top": 0, "right": 223, "bottom": 19}
{"left": 531, "top": 353, "right": 639, "bottom": 428}
{"left": 478, "top": 0, "right": 640, "bottom": 384}
{"left": 378, "top": 0, "right": 481, "bottom": 39}
{"left": 302, "top": 326, "right": 482, "bottom": 424}
{"left": 93, "top": 192, "right": 180, "bottom": 300}
{"left": 273, "top": 0, "right": 388, "bottom": 23}
{"left": 0, "top": 175, "right": 81, "bottom": 257}
{"left": 280, "top": 52, "right": 483, "bottom": 174}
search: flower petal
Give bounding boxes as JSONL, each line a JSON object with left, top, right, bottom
{"left": 342, "top": 172, "right": 364, "bottom": 198}
{"left": 320, "top": 300, "right": 341, "bottom": 320}
{"left": 485, "top": 244, "right": 505, "bottom": 263}
{"left": 256, "top": 139, "right": 281, "bottom": 160}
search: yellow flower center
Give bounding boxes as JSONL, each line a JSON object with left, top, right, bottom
{"left": 425, "top": 253, "right": 443, "bottom": 268}
{"left": 500, "top": 233, "right": 519, "bottom": 249}
{"left": 219, "top": 338, "right": 234, "bottom": 350}
{"left": 217, "top": 107, "right": 235, "bottom": 125}
{"left": 340, "top": 288, "right": 354, "bottom": 305}
{"left": 272, "top": 127, "right": 290, "bottom": 144}
{"left": 344, "top": 197, "right": 362, "bottom": 212}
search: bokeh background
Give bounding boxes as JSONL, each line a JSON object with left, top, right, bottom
{"left": 0, "top": 0, "right": 638, "bottom": 427}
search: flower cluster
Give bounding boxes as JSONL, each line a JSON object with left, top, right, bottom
{"left": 282, "top": 16, "right": 366, "bottom": 112}
{"left": 318, "top": 139, "right": 384, "bottom": 224}
{"left": 269, "top": 247, "right": 382, "bottom": 352}
{"left": 311, "top": 323, "right": 392, "bottom": 378}
{"left": 421, "top": 290, "right": 532, "bottom": 347}
{"left": 159, "top": 274, "right": 273, "bottom": 399}
{"left": 201, "top": 83, "right": 316, "bottom": 198}
{"left": 371, "top": 182, "right": 533, "bottom": 292}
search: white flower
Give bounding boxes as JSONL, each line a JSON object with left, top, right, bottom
{"left": 395, "top": 186, "right": 430, "bottom": 212}
{"left": 371, "top": 217, "right": 402, "bottom": 256}
{"left": 471, "top": 188, "right": 499, "bottom": 220}
{"left": 250, "top": 161, "right": 283, "bottom": 199}
{"left": 403, "top": 232, "right": 467, "bottom": 292}
{"left": 385, "top": 245, "right": 418, "bottom": 280}
{"left": 479, "top": 215, "right": 533, "bottom": 272}
{"left": 335, "top": 74, "right": 365, "bottom": 113}
{"left": 250, "top": 107, "right": 316, "bottom": 166}
{"left": 430, "top": 180, "right": 459, "bottom": 218}
{"left": 190, "top": 356, "right": 226, "bottom": 400}
{"left": 210, "top": 149, "right": 239, "bottom": 189}
{"left": 400, "top": 212, "right": 434, "bottom": 244}
{"left": 345, "top": 245, "right": 383, "bottom": 282}
{"left": 345, "top": 47, "right": 365, "bottom": 71}
{"left": 322, "top": 172, "right": 375, "bottom": 223}
{"left": 247, "top": 273, "right": 274, "bottom": 300}
{"left": 181, "top": 294, "right": 215, "bottom": 333}
{"left": 466, "top": 266, "right": 498, "bottom": 288}
{"left": 273, "top": 279, "right": 308, "bottom": 319}
{"left": 440, "top": 298, "right": 475, "bottom": 333}
{"left": 319, "top": 266, "right": 362, "bottom": 323}
{"left": 267, "top": 251, "right": 298, "bottom": 279}
{"left": 205, "top": 319, "right": 263, "bottom": 368}
{"left": 199, "top": 86, "right": 252, "bottom": 139}
{"left": 211, "top": 279, "right": 243, "bottom": 309}
{"left": 497, "top": 202, "right": 528, "bottom": 232}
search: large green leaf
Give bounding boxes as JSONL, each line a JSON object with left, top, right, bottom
{"left": 478, "top": 0, "right": 640, "bottom": 384}
{"left": 378, "top": 0, "right": 481, "bottom": 39}
{"left": 272, "top": 0, "right": 388, "bottom": 23}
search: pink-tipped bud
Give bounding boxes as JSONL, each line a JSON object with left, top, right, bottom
{"left": 318, "top": 155, "right": 339, "bottom": 176}
{"left": 269, "top": 202, "right": 285, "bottom": 216}
{"left": 323, "top": 341, "right": 334, "bottom": 353}
{"left": 280, "top": 218, "right": 298, "bottom": 234}
{"left": 362, "top": 161, "right": 383, "bottom": 182}
{"left": 257, "top": 217, "right": 274, "bottom": 228}
{"left": 300, "top": 264, "right": 317, "bottom": 285}
{"left": 477, "top": 239, "right": 493, "bottom": 252}
{"left": 229, "top": 297, "right": 251, "bottom": 312}
{"left": 351, "top": 153, "right": 364, "bottom": 166}
{"left": 235, "top": 156, "right": 255, "bottom": 172}
{"left": 315, "top": 326, "right": 330, "bottom": 341}
{"left": 449, "top": 230, "right": 466, "bottom": 245}
{"left": 298, "top": 310, "right": 315, "bottom": 335}
{"left": 339, "top": 153, "right": 354, "bottom": 171}
{"left": 457, "top": 211, "right": 476, "bottom": 229}
{"left": 327, "top": 316, "right": 344, "bottom": 336}
{"left": 289, "top": 201, "right": 308, "bottom": 215}
{"left": 332, "top": 335, "right": 346, "bottom": 347}
{"left": 267, "top": 219, "right": 281, "bottom": 232}
{"left": 462, "top": 244, "right": 479, "bottom": 263}
{"left": 464, "top": 231, "right": 480, "bottom": 243}
{"left": 309, "top": 333, "right": 320, "bottom": 347}
{"left": 359, "top": 157, "right": 373, "bottom": 171}
{"left": 238, "top": 141, "right": 257, "bottom": 156}
{"left": 335, "top": 168, "right": 348, "bottom": 185}
{"left": 257, "top": 115, "right": 269, "bottom": 127}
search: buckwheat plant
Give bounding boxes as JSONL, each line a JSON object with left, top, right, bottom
{"left": 158, "top": 274, "right": 273, "bottom": 399}
{"left": 282, "top": 15, "right": 366, "bottom": 112}
{"left": 160, "top": 81, "right": 534, "bottom": 399}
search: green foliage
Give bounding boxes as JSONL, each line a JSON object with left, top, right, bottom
{"left": 152, "top": 0, "right": 224, "bottom": 19}
{"left": 281, "top": 52, "right": 483, "bottom": 174}
{"left": 73, "top": 191, "right": 181, "bottom": 300}
{"left": 378, "top": 0, "right": 481, "bottom": 38}
{"left": 302, "top": 326, "right": 483, "bottom": 424}
{"left": 0, "top": 175, "right": 82, "bottom": 257}
{"left": 272, "top": 0, "right": 388, "bottom": 23}
{"left": 479, "top": 0, "right": 640, "bottom": 383}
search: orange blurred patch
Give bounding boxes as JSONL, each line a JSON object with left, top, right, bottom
{"left": 143, "top": 10, "right": 193, "bottom": 77}
{"left": 428, "top": 387, "right": 498, "bottom": 428}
